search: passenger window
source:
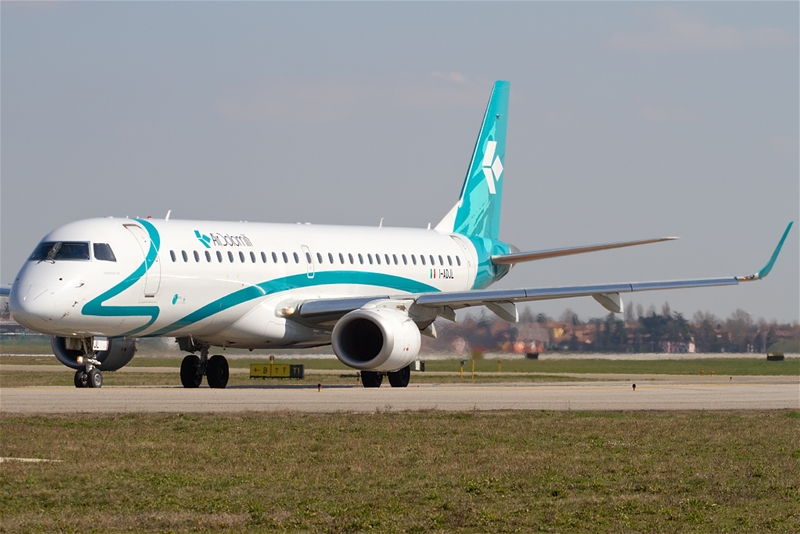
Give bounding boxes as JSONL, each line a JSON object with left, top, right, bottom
{"left": 384, "top": 254, "right": 390, "bottom": 264}
{"left": 181, "top": 250, "right": 188, "bottom": 262}
{"left": 402, "top": 254, "right": 407, "bottom": 265}
{"left": 293, "top": 252, "right": 299, "bottom": 263}
{"left": 348, "top": 253, "right": 354, "bottom": 264}
{"left": 317, "top": 253, "right": 323, "bottom": 264}
{"left": 237, "top": 251, "right": 244, "bottom": 263}
{"left": 272, "top": 252, "right": 278, "bottom": 263}
{"left": 358, "top": 253, "right": 364, "bottom": 265}
{"left": 339, "top": 253, "right": 345, "bottom": 264}
{"left": 193, "top": 251, "right": 200, "bottom": 262}
{"left": 411, "top": 254, "right": 417, "bottom": 265}
{"left": 392, "top": 254, "right": 398, "bottom": 265}
{"left": 93, "top": 243, "right": 116, "bottom": 262}
{"left": 420, "top": 255, "right": 426, "bottom": 266}
{"left": 250, "top": 252, "right": 256, "bottom": 263}
{"left": 456, "top": 256, "right": 461, "bottom": 266}
{"left": 205, "top": 251, "right": 212, "bottom": 262}
{"left": 328, "top": 253, "right": 334, "bottom": 264}
{"left": 282, "top": 252, "right": 288, "bottom": 263}
{"left": 306, "top": 252, "right": 312, "bottom": 263}
{"left": 261, "top": 252, "right": 267, "bottom": 263}
{"left": 170, "top": 250, "right": 176, "bottom": 262}
{"left": 217, "top": 251, "right": 223, "bottom": 262}
{"left": 438, "top": 255, "right": 443, "bottom": 265}
{"left": 367, "top": 254, "right": 373, "bottom": 265}
{"left": 228, "top": 251, "right": 234, "bottom": 263}
{"left": 375, "top": 254, "right": 381, "bottom": 265}
{"left": 430, "top": 255, "right": 435, "bottom": 265}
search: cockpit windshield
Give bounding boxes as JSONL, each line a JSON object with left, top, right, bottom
{"left": 28, "top": 241, "right": 91, "bottom": 262}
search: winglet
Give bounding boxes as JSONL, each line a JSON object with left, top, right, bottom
{"left": 737, "top": 221, "right": 793, "bottom": 282}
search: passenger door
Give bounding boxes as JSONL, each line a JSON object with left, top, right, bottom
{"left": 124, "top": 224, "right": 161, "bottom": 300}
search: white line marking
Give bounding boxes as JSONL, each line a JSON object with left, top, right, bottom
{"left": 0, "top": 457, "right": 63, "bottom": 463}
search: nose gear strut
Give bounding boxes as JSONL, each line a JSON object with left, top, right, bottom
{"left": 73, "top": 338, "right": 104, "bottom": 388}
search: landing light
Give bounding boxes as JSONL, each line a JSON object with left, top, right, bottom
{"left": 76, "top": 356, "right": 84, "bottom": 364}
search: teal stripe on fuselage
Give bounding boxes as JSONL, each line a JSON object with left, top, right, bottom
{"left": 146, "top": 271, "right": 440, "bottom": 337}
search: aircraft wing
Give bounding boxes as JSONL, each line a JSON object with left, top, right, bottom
{"left": 291, "top": 222, "right": 792, "bottom": 326}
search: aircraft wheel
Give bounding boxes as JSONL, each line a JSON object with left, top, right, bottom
{"left": 387, "top": 365, "right": 411, "bottom": 388}
{"left": 74, "top": 370, "right": 88, "bottom": 388}
{"left": 206, "top": 355, "right": 229, "bottom": 389}
{"left": 87, "top": 368, "right": 103, "bottom": 388}
{"left": 180, "top": 355, "right": 202, "bottom": 388}
{"left": 361, "top": 371, "right": 383, "bottom": 388}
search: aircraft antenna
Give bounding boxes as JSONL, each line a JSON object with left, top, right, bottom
{"left": 165, "top": 210, "right": 172, "bottom": 221}
{"left": 379, "top": 218, "right": 384, "bottom": 228}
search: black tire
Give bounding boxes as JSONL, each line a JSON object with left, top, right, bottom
{"left": 361, "top": 371, "right": 383, "bottom": 388}
{"left": 387, "top": 365, "right": 411, "bottom": 388}
{"left": 180, "top": 355, "right": 202, "bottom": 388}
{"left": 74, "top": 370, "right": 88, "bottom": 388}
{"left": 88, "top": 368, "right": 103, "bottom": 388}
{"left": 206, "top": 355, "right": 229, "bottom": 389}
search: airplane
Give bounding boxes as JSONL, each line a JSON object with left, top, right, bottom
{"left": 3, "top": 80, "right": 793, "bottom": 389}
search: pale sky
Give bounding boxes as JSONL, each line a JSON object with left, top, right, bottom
{"left": 2, "top": 2, "right": 798, "bottom": 323}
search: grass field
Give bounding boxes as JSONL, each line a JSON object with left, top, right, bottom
{"left": 0, "top": 370, "right": 588, "bottom": 388}
{"left": 3, "top": 354, "right": 799, "bottom": 376}
{"left": 1, "top": 411, "right": 798, "bottom": 533}
{"left": 2, "top": 355, "right": 797, "bottom": 388}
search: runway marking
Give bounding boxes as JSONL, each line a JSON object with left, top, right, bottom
{"left": 0, "top": 457, "right": 62, "bottom": 463}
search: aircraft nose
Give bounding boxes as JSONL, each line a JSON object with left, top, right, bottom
{"left": 9, "top": 284, "right": 55, "bottom": 330}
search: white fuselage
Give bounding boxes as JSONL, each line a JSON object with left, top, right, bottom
{"left": 10, "top": 217, "right": 479, "bottom": 348}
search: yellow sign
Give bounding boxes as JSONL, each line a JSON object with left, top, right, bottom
{"left": 249, "top": 363, "right": 304, "bottom": 379}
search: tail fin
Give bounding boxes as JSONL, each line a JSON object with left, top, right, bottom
{"left": 435, "top": 80, "right": 509, "bottom": 240}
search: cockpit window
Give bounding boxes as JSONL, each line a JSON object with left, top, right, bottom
{"left": 29, "top": 241, "right": 90, "bottom": 262}
{"left": 93, "top": 243, "right": 117, "bottom": 262}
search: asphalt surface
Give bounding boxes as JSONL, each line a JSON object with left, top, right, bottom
{"left": 2, "top": 378, "right": 797, "bottom": 413}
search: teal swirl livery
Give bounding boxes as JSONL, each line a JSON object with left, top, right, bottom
{"left": 7, "top": 81, "right": 792, "bottom": 389}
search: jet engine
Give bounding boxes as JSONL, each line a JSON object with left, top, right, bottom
{"left": 51, "top": 336, "right": 137, "bottom": 371}
{"left": 331, "top": 307, "right": 421, "bottom": 372}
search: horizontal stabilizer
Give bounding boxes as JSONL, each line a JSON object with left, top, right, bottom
{"left": 491, "top": 237, "right": 678, "bottom": 265}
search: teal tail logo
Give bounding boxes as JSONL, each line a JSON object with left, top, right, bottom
{"left": 194, "top": 230, "right": 212, "bottom": 248}
{"left": 452, "top": 80, "right": 509, "bottom": 241}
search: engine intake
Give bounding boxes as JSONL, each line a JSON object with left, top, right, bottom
{"left": 51, "top": 336, "right": 137, "bottom": 371}
{"left": 331, "top": 308, "right": 421, "bottom": 372}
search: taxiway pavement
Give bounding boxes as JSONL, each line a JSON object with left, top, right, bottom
{"left": 2, "top": 379, "right": 797, "bottom": 413}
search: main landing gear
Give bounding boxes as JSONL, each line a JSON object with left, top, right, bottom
{"left": 180, "top": 346, "right": 229, "bottom": 389}
{"left": 360, "top": 364, "right": 411, "bottom": 388}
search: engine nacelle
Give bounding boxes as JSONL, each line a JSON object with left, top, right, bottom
{"left": 331, "top": 307, "right": 421, "bottom": 372}
{"left": 51, "top": 336, "right": 137, "bottom": 371}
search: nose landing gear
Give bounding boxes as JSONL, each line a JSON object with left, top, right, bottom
{"left": 72, "top": 337, "right": 105, "bottom": 388}
{"left": 73, "top": 359, "right": 104, "bottom": 388}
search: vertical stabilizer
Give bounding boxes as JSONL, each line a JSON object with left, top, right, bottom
{"left": 438, "top": 81, "right": 509, "bottom": 240}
